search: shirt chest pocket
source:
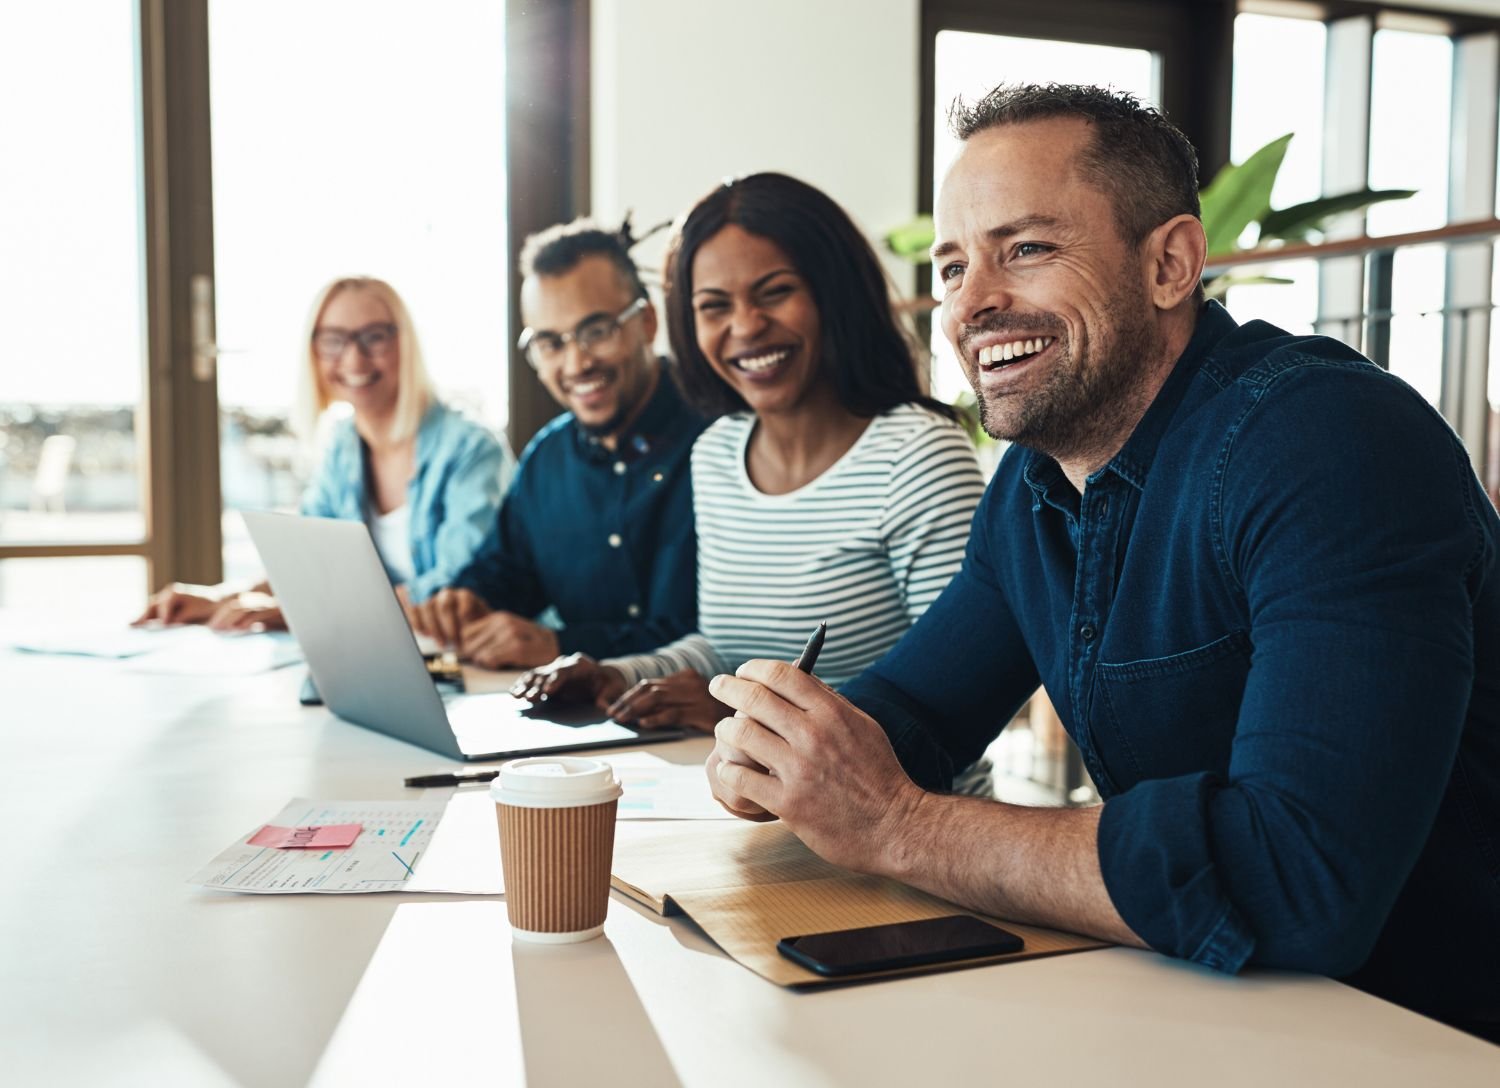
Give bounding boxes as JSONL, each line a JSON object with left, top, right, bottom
{"left": 1090, "top": 629, "right": 1252, "bottom": 791}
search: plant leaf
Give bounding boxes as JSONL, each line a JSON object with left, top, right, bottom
{"left": 949, "top": 389, "right": 994, "bottom": 446}
{"left": 885, "top": 216, "right": 935, "bottom": 263}
{"left": 1258, "top": 189, "right": 1417, "bottom": 242}
{"left": 1201, "top": 273, "right": 1295, "bottom": 301}
{"left": 1199, "top": 133, "right": 1293, "bottom": 259}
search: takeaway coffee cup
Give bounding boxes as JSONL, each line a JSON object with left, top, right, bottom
{"left": 491, "top": 756, "right": 622, "bottom": 943}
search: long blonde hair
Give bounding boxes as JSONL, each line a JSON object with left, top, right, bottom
{"left": 298, "top": 276, "right": 435, "bottom": 443}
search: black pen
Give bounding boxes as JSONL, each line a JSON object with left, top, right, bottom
{"left": 404, "top": 769, "right": 501, "bottom": 788}
{"left": 794, "top": 622, "right": 827, "bottom": 674}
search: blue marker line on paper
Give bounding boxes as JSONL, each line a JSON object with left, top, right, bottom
{"left": 399, "top": 819, "right": 423, "bottom": 847}
{"left": 377, "top": 829, "right": 386, "bottom": 836}
{"left": 320, "top": 851, "right": 333, "bottom": 860}
{"left": 391, "top": 851, "right": 414, "bottom": 878}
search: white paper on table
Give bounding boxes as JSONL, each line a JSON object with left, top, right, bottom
{"left": 614, "top": 761, "right": 737, "bottom": 820}
{"left": 3, "top": 621, "right": 199, "bottom": 659}
{"left": 405, "top": 789, "right": 505, "bottom": 895}
{"left": 124, "top": 628, "right": 303, "bottom": 675}
{"left": 189, "top": 799, "right": 447, "bottom": 893}
{"left": 598, "top": 751, "right": 672, "bottom": 772}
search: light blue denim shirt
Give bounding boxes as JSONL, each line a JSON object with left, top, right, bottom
{"left": 299, "top": 401, "right": 515, "bottom": 602}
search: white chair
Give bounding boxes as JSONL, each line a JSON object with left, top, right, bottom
{"left": 30, "top": 434, "right": 76, "bottom": 513}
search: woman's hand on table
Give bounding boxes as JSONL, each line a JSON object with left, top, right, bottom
{"left": 604, "top": 669, "right": 728, "bottom": 733}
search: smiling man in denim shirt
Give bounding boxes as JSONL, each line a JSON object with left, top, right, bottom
{"left": 705, "top": 85, "right": 1500, "bottom": 1038}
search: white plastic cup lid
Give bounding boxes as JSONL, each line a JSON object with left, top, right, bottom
{"left": 489, "top": 756, "right": 622, "bottom": 809}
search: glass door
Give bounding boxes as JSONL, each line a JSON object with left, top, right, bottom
{"left": 0, "top": 1, "right": 153, "bottom": 617}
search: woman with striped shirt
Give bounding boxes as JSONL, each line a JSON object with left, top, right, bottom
{"left": 513, "top": 172, "right": 984, "bottom": 731}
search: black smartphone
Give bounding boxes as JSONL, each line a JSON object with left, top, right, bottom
{"left": 777, "top": 915, "right": 1024, "bottom": 977}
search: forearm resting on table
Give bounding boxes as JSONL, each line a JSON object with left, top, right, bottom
{"left": 882, "top": 793, "right": 1146, "bottom": 948}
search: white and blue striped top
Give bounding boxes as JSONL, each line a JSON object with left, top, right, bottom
{"left": 604, "top": 403, "right": 986, "bottom": 689}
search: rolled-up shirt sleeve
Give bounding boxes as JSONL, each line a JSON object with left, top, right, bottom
{"left": 1098, "top": 365, "right": 1482, "bottom": 976}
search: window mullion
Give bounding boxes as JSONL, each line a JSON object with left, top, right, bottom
{"left": 1317, "top": 15, "right": 1374, "bottom": 351}
{"left": 1442, "top": 30, "right": 1498, "bottom": 474}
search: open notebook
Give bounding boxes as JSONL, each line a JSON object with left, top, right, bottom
{"left": 611, "top": 820, "right": 1106, "bottom": 988}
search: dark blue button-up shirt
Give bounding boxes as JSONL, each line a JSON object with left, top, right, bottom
{"left": 454, "top": 364, "right": 706, "bottom": 658}
{"left": 843, "top": 302, "right": 1500, "bottom": 1024}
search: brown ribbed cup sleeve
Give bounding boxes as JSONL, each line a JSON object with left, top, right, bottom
{"left": 497, "top": 800, "right": 618, "bottom": 934}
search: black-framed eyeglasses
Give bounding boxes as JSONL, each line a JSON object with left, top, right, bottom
{"left": 517, "top": 297, "right": 647, "bottom": 369}
{"left": 312, "top": 322, "right": 398, "bottom": 362}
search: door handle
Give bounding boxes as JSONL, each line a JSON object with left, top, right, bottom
{"left": 191, "top": 273, "right": 218, "bottom": 382}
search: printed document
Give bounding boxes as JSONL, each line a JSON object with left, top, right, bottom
{"left": 190, "top": 799, "right": 447, "bottom": 893}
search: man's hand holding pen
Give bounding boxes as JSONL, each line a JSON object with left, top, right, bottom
{"left": 704, "top": 623, "right": 926, "bottom": 874}
{"left": 706, "top": 659, "right": 925, "bottom": 873}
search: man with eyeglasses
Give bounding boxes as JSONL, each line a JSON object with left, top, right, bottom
{"left": 403, "top": 219, "right": 705, "bottom": 668}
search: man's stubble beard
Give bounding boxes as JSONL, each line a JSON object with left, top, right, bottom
{"left": 577, "top": 347, "right": 655, "bottom": 439}
{"left": 974, "top": 280, "right": 1161, "bottom": 467}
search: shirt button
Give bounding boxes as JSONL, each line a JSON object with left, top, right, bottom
{"left": 614, "top": 461, "right": 627, "bottom": 476}
{"left": 652, "top": 471, "right": 664, "bottom": 483}
{"left": 1080, "top": 624, "right": 1096, "bottom": 641}
{"left": 627, "top": 603, "right": 641, "bottom": 618}
{"left": 608, "top": 533, "right": 622, "bottom": 548}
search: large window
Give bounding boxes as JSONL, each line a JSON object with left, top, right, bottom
{"left": 0, "top": 1, "right": 149, "bottom": 614}
{"left": 1, "top": 1, "right": 511, "bottom": 612}
{"left": 1225, "top": 5, "right": 1497, "bottom": 477}
{"left": 208, "top": 0, "right": 507, "bottom": 583}
{"left": 1223, "top": 12, "right": 1326, "bottom": 337}
{"left": 1369, "top": 26, "right": 1454, "bottom": 405}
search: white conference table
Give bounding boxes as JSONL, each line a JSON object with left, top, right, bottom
{"left": 1, "top": 643, "right": 1496, "bottom": 1087}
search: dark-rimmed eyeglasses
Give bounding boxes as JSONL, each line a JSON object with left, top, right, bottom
{"left": 518, "top": 297, "right": 647, "bottom": 369}
{"left": 312, "top": 322, "right": 398, "bottom": 362}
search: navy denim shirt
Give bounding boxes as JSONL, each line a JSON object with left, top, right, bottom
{"left": 843, "top": 302, "right": 1500, "bottom": 1023}
{"left": 454, "top": 364, "right": 706, "bottom": 659}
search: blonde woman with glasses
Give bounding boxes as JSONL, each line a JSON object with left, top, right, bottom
{"left": 135, "top": 276, "right": 514, "bottom": 631}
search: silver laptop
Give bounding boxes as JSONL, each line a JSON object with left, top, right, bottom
{"left": 242, "top": 511, "right": 686, "bottom": 760}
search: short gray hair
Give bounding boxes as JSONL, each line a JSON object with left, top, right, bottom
{"left": 949, "top": 83, "right": 1200, "bottom": 245}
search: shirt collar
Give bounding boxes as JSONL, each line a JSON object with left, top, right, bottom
{"left": 1021, "top": 300, "right": 1238, "bottom": 500}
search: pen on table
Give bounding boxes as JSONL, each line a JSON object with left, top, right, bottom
{"left": 793, "top": 621, "right": 827, "bottom": 674}
{"left": 403, "top": 768, "right": 501, "bottom": 788}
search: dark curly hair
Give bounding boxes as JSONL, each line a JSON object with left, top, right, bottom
{"left": 519, "top": 216, "right": 647, "bottom": 299}
{"left": 663, "top": 172, "right": 954, "bottom": 421}
{"left": 949, "top": 83, "right": 1201, "bottom": 245}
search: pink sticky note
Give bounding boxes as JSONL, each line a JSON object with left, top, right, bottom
{"left": 248, "top": 823, "right": 363, "bottom": 849}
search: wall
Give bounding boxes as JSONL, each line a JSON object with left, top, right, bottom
{"left": 590, "top": 0, "right": 923, "bottom": 303}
